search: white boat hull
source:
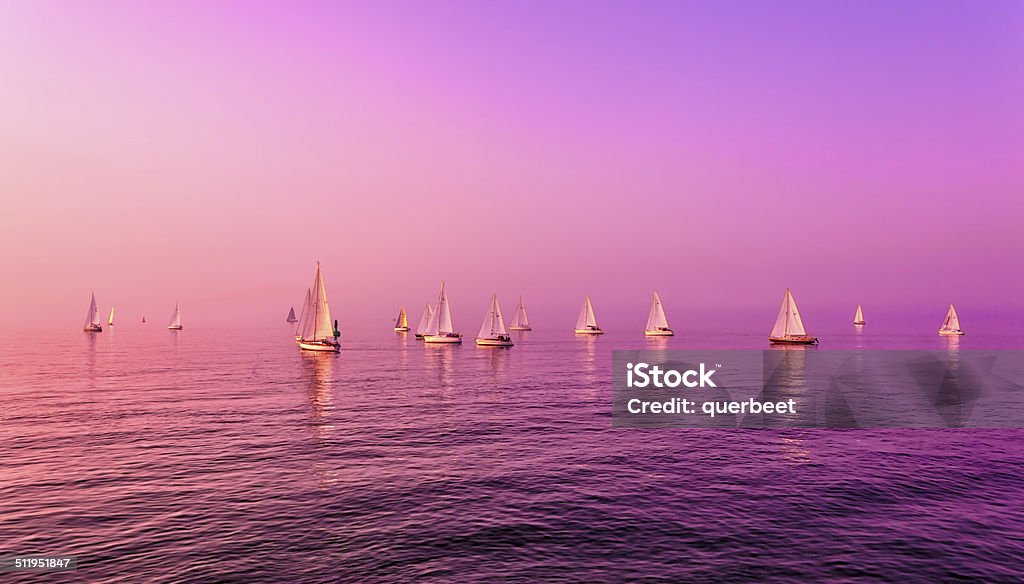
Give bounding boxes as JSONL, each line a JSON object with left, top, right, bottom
{"left": 644, "top": 329, "right": 674, "bottom": 336}
{"left": 769, "top": 335, "right": 819, "bottom": 345}
{"left": 424, "top": 334, "right": 462, "bottom": 344}
{"left": 509, "top": 326, "right": 531, "bottom": 331}
{"left": 575, "top": 328, "right": 603, "bottom": 335}
{"left": 394, "top": 327, "right": 411, "bottom": 332}
{"left": 168, "top": 325, "right": 183, "bottom": 330}
{"left": 938, "top": 330, "right": 965, "bottom": 336}
{"left": 476, "top": 337, "right": 513, "bottom": 347}
{"left": 298, "top": 339, "right": 341, "bottom": 352}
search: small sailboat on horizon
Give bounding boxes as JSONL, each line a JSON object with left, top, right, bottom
{"left": 414, "top": 303, "right": 433, "bottom": 340}
{"left": 394, "top": 306, "right": 411, "bottom": 332}
{"left": 509, "top": 296, "right": 532, "bottom": 331}
{"left": 297, "top": 262, "right": 340, "bottom": 352}
{"left": 644, "top": 290, "right": 673, "bottom": 336}
{"left": 476, "top": 294, "right": 513, "bottom": 347}
{"left": 938, "top": 304, "right": 965, "bottom": 336}
{"left": 574, "top": 295, "right": 603, "bottom": 335}
{"left": 168, "top": 302, "right": 183, "bottom": 330}
{"left": 83, "top": 293, "right": 103, "bottom": 333}
{"left": 286, "top": 307, "right": 298, "bottom": 323}
{"left": 769, "top": 288, "right": 818, "bottom": 345}
{"left": 853, "top": 304, "right": 865, "bottom": 325}
{"left": 108, "top": 307, "right": 115, "bottom": 328}
{"left": 423, "top": 282, "right": 462, "bottom": 344}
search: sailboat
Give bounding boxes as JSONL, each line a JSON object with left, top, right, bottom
{"left": 644, "top": 290, "right": 673, "bottom": 336}
{"left": 508, "top": 296, "right": 532, "bottom": 331}
{"left": 853, "top": 304, "right": 865, "bottom": 325}
{"left": 414, "top": 303, "right": 433, "bottom": 340}
{"left": 476, "top": 294, "right": 514, "bottom": 346}
{"left": 423, "top": 282, "right": 462, "bottom": 343}
{"left": 297, "top": 262, "right": 341, "bottom": 352}
{"left": 769, "top": 288, "right": 818, "bottom": 344}
{"left": 167, "top": 303, "right": 183, "bottom": 330}
{"left": 286, "top": 307, "right": 298, "bottom": 323}
{"left": 574, "top": 295, "right": 603, "bottom": 334}
{"left": 394, "top": 306, "right": 411, "bottom": 332}
{"left": 83, "top": 293, "right": 103, "bottom": 332}
{"left": 108, "top": 307, "right": 115, "bottom": 327}
{"left": 938, "top": 304, "right": 965, "bottom": 336}
{"left": 141, "top": 316, "right": 146, "bottom": 324}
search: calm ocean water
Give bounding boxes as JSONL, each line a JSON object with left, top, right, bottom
{"left": 2, "top": 322, "right": 1024, "bottom": 582}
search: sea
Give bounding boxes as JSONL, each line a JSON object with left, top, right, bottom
{"left": 2, "top": 321, "right": 1024, "bottom": 582}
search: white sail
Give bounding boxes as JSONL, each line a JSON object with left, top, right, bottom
{"left": 940, "top": 304, "right": 961, "bottom": 332}
{"left": 168, "top": 303, "right": 182, "bottom": 328}
{"left": 510, "top": 296, "right": 530, "bottom": 328}
{"left": 295, "top": 288, "right": 312, "bottom": 335}
{"left": 108, "top": 307, "right": 115, "bottom": 326}
{"left": 395, "top": 307, "right": 408, "bottom": 328}
{"left": 424, "top": 282, "right": 457, "bottom": 336}
{"left": 770, "top": 289, "right": 807, "bottom": 337}
{"left": 645, "top": 291, "right": 670, "bottom": 331}
{"left": 84, "top": 293, "right": 101, "bottom": 329}
{"left": 854, "top": 304, "right": 864, "bottom": 324}
{"left": 575, "top": 296, "right": 599, "bottom": 330}
{"left": 477, "top": 294, "right": 509, "bottom": 338}
{"left": 416, "top": 303, "right": 433, "bottom": 335}
{"left": 437, "top": 282, "right": 455, "bottom": 334}
{"left": 301, "top": 263, "right": 334, "bottom": 342}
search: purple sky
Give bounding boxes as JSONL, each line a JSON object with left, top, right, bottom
{"left": 1, "top": 0, "right": 1021, "bottom": 331}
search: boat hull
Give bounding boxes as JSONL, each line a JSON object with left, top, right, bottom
{"left": 298, "top": 340, "right": 341, "bottom": 352}
{"left": 574, "top": 329, "right": 604, "bottom": 335}
{"left": 287, "top": 319, "right": 298, "bottom": 324}
{"left": 938, "top": 330, "right": 965, "bottom": 336}
{"left": 476, "top": 337, "right": 513, "bottom": 347}
{"left": 414, "top": 333, "right": 425, "bottom": 340}
{"left": 394, "top": 327, "right": 411, "bottom": 332}
{"left": 644, "top": 329, "right": 674, "bottom": 336}
{"left": 854, "top": 321, "right": 865, "bottom": 325}
{"left": 424, "top": 334, "right": 462, "bottom": 344}
{"left": 509, "top": 326, "right": 531, "bottom": 331}
{"left": 83, "top": 325, "right": 102, "bottom": 333}
{"left": 769, "top": 335, "right": 819, "bottom": 345}
{"left": 168, "top": 325, "right": 183, "bottom": 330}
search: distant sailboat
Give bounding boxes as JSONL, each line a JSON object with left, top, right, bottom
{"left": 938, "top": 304, "right": 965, "bottom": 336}
{"left": 394, "top": 306, "right": 411, "bottom": 332}
{"left": 644, "top": 290, "right": 673, "bottom": 336}
{"left": 853, "top": 304, "right": 865, "bottom": 325}
{"left": 414, "top": 303, "right": 433, "bottom": 340}
{"left": 476, "top": 294, "right": 513, "bottom": 346}
{"left": 574, "top": 296, "right": 603, "bottom": 334}
{"left": 108, "top": 307, "right": 115, "bottom": 327}
{"left": 769, "top": 288, "right": 818, "bottom": 344}
{"left": 83, "top": 293, "right": 103, "bottom": 332}
{"left": 167, "top": 303, "right": 183, "bottom": 330}
{"left": 508, "top": 296, "right": 532, "bottom": 331}
{"left": 286, "top": 307, "right": 298, "bottom": 323}
{"left": 423, "top": 282, "right": 462, "bottom": 343}
{"left": 297, "top": 263, "right": 340, "bottom": 352}
{"left": 141, "top": 316, "right": 146, "bottom": 324}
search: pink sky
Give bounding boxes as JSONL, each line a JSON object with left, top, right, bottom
{"left": 1, "top": 0, "right": 1022, "bottom": 331}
